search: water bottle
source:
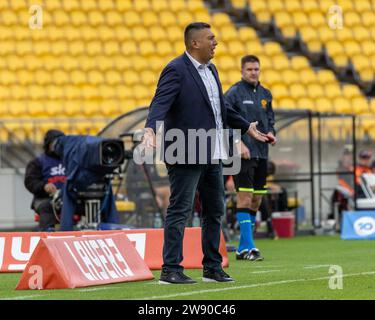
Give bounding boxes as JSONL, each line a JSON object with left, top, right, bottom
{"left": 154, "top": 212, "right": 163, "bottom": 228}
{"left": 192, "top": 212, "right": 200, "bottom": 227}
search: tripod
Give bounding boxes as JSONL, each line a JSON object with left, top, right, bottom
{"left": 118, "top": 133, "right": 164, "bottom": 228}
{"left": 75, "top": 176, "right": 113, "bottom": 230}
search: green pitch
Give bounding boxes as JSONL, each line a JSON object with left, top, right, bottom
{"left": 1, "top": 235, "right": 374, "bottom": 300}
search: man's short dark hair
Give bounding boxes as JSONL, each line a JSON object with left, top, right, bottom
{"left": 184, "top": 22, "right": 211, "bottom": 47}
{"left": 241, "top": 55, "right": 260, "bottom": 68}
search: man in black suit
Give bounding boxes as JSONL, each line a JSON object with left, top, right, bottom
{"left": 142, "top": 22, "right": 268, "bottom": 284}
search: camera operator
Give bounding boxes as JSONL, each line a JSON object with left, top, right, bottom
{"left": 24, "top": 129, "right": 66, "bottom": 231}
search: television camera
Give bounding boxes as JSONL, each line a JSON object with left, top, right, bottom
{"left": 52, "top": 134, "right": 130, "bottom": 230}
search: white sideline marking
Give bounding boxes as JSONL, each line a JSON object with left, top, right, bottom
{"left": 304, "top": 265, "right": 332, "bottom": 269}
{"left": 136, "top": 270, "right": 375, "bottom": 300}
{"left": 253, "top": 265, "right": 275, "bottom": 268}
{"left": 78, "top": 286, "right": 118, "bottom": 292}
{"left": 0, "top": 294, "right": 44, "bottom": 300}
{"left": 251, "top": 270, "right": 281, "bottom": 274}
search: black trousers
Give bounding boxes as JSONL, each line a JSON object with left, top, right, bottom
{"left": 163, "top": 163, "right": 225, "bottom": 272}
{"left": 33, "top": 198, "right": 58, "bottom": 230}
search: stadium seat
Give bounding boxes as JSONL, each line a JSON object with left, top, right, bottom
{"left": 245, "top": 41, "right": 263, "bottom": 56}
{"left": 217, "top": 56, "right": 237, "bottom": 71}
{"left": 114, "top": 0, "right": 132, "bottom": 11}
{"left": 105, "top": 70, "right": 123, "bottom": 86}
{"left": 352, "top": 96, "right": 369, "bottom": 114}
{"left": 219, "top": 26, "right": 239, "bottom": 42}
{"left": 307, "top": 83, "right": 325, "bottom": 98}
{"left": 114, "top": 26, "right": 132, "bottom": 41}
{"left": 141, "top": 11, "right": 159, "bottom": 28}
{"left": 124, "top": 11, "right": 141, "bottom": 27}
{"left": 344, "top": 11, "right": 361, "bottom": 28}
{"left": 289, "top": 83, "right": 307, "bottom": 99}
{"left": 133, "top": 0, "right": 151, "bottom": 12}
{"left": 274, "top": 12, "right": 293, "bottom": 29}
{"left": 186, "top": 0, "right": 206, "bottom": 11}
{"left": 1, "top": 10, "right": 18, "bottom": 26}
{"left": 292, "top": 12, "right": 309, "bottom": 27}
{"left": 279, "top": 98, "right": 296, "bottom": 109}
{"left": 332, "top": 54, "right": 349, "bottom": 68}
{"left": 315, "top": 97, "right": 333, "bottom": 113}
{"left": 159, "top": 11, "right": 177, "bottom": 27}
{"left": 139, "top": 40, "right": 156, "bottom": 56}
{"left": 358, "top": 69, "right": 374, "bottom": 83}
{"left": 170, "top": 0, "right": 187, "bottom": 12}
{"left": 362, "top": 10, "right": 375, "bottom": 28}
{"left": 132, "top": 26, "right": 150, "bottom": 42}
{"left": 44, "top": 101, "right": 63, "bottom": 118}
{"left": 121, "top": 41, "right": 138, "bottom": 56}
{"left": 342, "top": 84, "right": 362, "bottom": 99}
{"left": 343, "top": 40, "right": 362, "bottom": 56}
{"left": 297, "top": 97, "right": 315, "bottom": 110}
{"left": 64, "top": 84, "right": 81, "bottom": 100}
{"left": 263, "top": 42, "right": 283, "bottom": 56}
{"left": 106, "top": 11, "right": 123, "bottom": 26}
{"left": 262, "top": 70, "right": 282, "bottom": 84}
{"left": 238, "top": 27, "right": 257, "bottom": 41}
{"left": 227, "top": 40, "right": 246, "bottom": 56}
{"left": 324, "top": 83, "right": 342, "bottom": 99}
{"left": 316, "top": 70, "right": 336, "bottom": 84}
{"left": 151, "top": 0, "right": 169, "bottom": 12}
{"left": 299, "top": 26, "right": 319, "bottom": 43}
{"left": 271, "top": 84, "right": 290, "bottom": 99}
{"left": 308, "top": 12, "right": 325, "bottom": 28}
{"left": 64, "top": 101, "right": 82, "bottom": 117}
{"left": 271, "top": 54, "right": 290, "bottom": 71}
{"left": 352, "top": 55, "right": 371, "bottom": 72}
{"left": 333, "top": 97, "right": 351, "bottom": 113}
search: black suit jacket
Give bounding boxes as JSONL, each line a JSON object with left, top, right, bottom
{"left": 145, "top": 53, "right": 250, "bottom": 164}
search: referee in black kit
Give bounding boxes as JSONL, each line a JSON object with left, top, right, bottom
{"left": 225, "top": 55, "right": 277, "bottom": 261}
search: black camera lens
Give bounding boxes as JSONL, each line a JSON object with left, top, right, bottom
{"left": 100, "top": 140, "right": 125, "bottom": 166}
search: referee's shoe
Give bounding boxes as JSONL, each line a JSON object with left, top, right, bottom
{"left": 236, "top": 248, "right": 264, "bottom": 261}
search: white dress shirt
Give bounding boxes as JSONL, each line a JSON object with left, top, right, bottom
{"left": 185, "top": 51, "right": 228, "bottom": 160}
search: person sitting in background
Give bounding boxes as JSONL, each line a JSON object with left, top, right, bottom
{"left": 24, "top": 130, "right": 66, "bottom": 231}
{"left": 336, "top": 145, "right": 354, "bottom": 196}
{"left": 355, "top": 150, "right": 374, "bottom": 198}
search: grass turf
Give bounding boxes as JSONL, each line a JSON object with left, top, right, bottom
{"left": 0, "top": 235, "right": 374, "bottom": 300}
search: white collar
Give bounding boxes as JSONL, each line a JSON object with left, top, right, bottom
{"left": 185, "top": 51, "right": 211, "bottom": 70}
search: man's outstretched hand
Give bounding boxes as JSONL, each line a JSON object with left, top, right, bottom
{"left": 247, "top": 122, "right": 268, "bottom": 142}
{"left": 142, "top": 128, "right": 156, "bottom": 148}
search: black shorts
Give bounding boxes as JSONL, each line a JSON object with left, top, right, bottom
{"left": 233, "top": 158, "right": 268, "bottom": 194}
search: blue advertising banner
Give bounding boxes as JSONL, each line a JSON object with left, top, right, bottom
{"left": 341, "top": 211, "right": 375, "bottom": 240}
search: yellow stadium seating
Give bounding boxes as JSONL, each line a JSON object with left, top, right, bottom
{"left": 289, "top": 83, "right": 307, "bottom": 99}
{"left": 298, "top": 97, "right": 315, "bottom": 110}
{"left": 352, "top": 96, "right": 369, "bottom": 114}
{"left": 315, "top": 98, "right": 333, "bottom": 113}
{"left": 114, "top": 0, "right": 132, "bottom": 12}
{"left": 170, "top": 0, "right": 187, "bottom": 12}
{"left": 219, "top": 26, "right": 239, "bottom": 42}
{"left": 279, "top": 98, "right": 296, "bottom": 109}
{"left": 159, "top": 11, "right": 177, "bottom": 27}
{"left": 333, "top": 97, "right": 352, "bottom": 113}
{"left": 324, "top": 83, "right": 342, "bottom": 99}
{"left": 151, "top": 0, "right": 169, "bottom": 12}
{"left": 307, "top": 83, "right": 325, "bottom": 99}
{"left": 0, "top": 0, "right": 373, "bottom": 144}
{"left": 342, "top": 84, "right": 362, "bottom": 99}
